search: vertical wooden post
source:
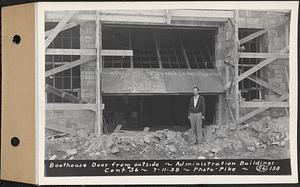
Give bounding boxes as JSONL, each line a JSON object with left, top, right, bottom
{"left": 95, "top": 10, "right": 103, "bottom": 134}
{"left": 128, "top": 30, "right": 134, "bottom": 68}
{"left": 233, "top": 10, "right": 240, "bottom": 125}
{"left": 139, "top": 96, "right": 144, "bottom": 124}
{"left": 153, "top": 31, "right": 163, "bottom": 68}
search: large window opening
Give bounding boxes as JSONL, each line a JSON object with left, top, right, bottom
{"left": 102, "top": 25, "right": 216, "bottom": 69}
{"left": 45, "top": 22, "right": 81, "bottom": 103}
{"left": 102, "top": 95, "right": 217, "bottom": 133}
{"left": 238, "top": 28, "right": 266, "bottom": 101}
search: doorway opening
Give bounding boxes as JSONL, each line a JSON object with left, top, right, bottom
{"left": 102, "top": 95, "right": 217, "bottom": 133}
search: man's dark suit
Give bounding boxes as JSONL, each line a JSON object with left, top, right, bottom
{"left": 188, "top": 95, "right": 205, "bottom": 143}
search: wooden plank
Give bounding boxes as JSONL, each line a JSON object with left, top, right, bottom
{"left": 45, "top": 57, "right": 95, "bottom": 77}
{"left": 46, "top": 122, "right": 77, "bottom": 136}
{"left": 100, "top": 10, "right": 166, "bottom": 16}
{"left": 169, "top": 10, "right": 234, "bottom": 18}
{"left": 239, "top": 52, "right": 289, "bottom": 59}
{"left": 153, "top": 31, "right": 162, "bottom": 68}
{"left": 101, "top": 49, "right": 133, "bottom": 56}
{"left": 99, "top": 14, "right": 166, "bottom": 23}
{"left": 171, "top": 16, "right": 228, "bottom": 22}
{"left": 179, "top": 33, "right": 191, "bottom": 69}
{"left": 95, "top": 10, "right": 103, "bottom": 135}
{"left": 237, "top": 47, "right": 289, "bottom": 83}
{"left": 45, "top": 11, "right": 76, "bottom": 48}
{"left": 46, "top": 48, "right": 96, "bottom": 55}
{"left": 239, "top": 22, "right": 286, "bottom": 45}
{"left": 46, "top": 12, "right": 166, "bottom": 23}
{"left": 240, "top": 101, "right": 289, "bottom": 108}
{"left": 45, "top": 84, "right": 86, "bottom": 104}
{"left": 46, "top": 104, "right": 97, "bottom": 111}
{"left": 238, "top": 94, "right": 288, "bottom": 123}
{"left": 246, "top": 75, "right": 287, "bottom": 96}
{"left": 45, "top": 20, "right": 86, "bottom": 37}
{"left": 233, "top": 10, "right": 240, "bottom": 125}
{"left": 114, "top": 125, "right": 122, "bottom": 132}
{"left": 240, "top": 29, "right": 268, "bottom": 45}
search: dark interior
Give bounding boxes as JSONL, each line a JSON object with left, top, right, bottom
{"left": 102, "top": 95, "right": 217, "bottom": 133}
{"left": 102, "top": 25, "right": 216, "bottom": 69}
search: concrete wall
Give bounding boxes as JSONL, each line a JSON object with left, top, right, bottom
{"left": 80, "top": 22, "right": 97, "bottom": 103}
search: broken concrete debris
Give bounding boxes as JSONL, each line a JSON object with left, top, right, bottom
{"left": 46, "top": 116, "right": 289, "bottom": 160}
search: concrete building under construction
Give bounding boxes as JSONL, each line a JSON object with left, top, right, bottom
{"left": 44, "top": 9, "right": 290, "bottom": 135}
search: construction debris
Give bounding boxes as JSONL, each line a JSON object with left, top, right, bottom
{"left": 45, "top": 116, "right": 289, "bottom": 160}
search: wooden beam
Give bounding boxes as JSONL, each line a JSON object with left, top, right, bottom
{"left": 239, "top": 52, "right": 289, "bottom": 59}
{"left": 153, "top": 31, "right": 162, "bottom": 68}
{"left": 46, "top": 48, "right": 96, "bottom": 55}
{"left": 239, "top": 23, "right": 285, "bottom": 45}
{"left": 45, "top": 11, "right": 76, "bottom": 49}
{"left": 238, "top": 94, "right": 288, "bottom": 123}
{"left": 240, "top": 101, "right": 289, "bottom": 108}
{"left": 45, "top": 84, "right": 86, "bottom": 104}
{"left": 99, "top": 14, "right": 166, "bottom": 24}
{"left": 95, "top": 10, "right": 103, "bottom": 135}
{"left": 169, "top": 10, "right": 234, "bottom": 18}
{"left": 45, "top": 57, "right": 95, "bottom": 77}
{"left": 171, "top": 16, "right": 228, "bottom": 22}
{"left": 101, "top": 49, "right": 133, "bottom": 56}
{"left": 179, "top": 33, "right": 191, "bottom": 69}
{"left": 236, "top": 47, "right": 289, "bottom": 83}
{"left": 46, "top": 103, "right": 97, "bottom": 111}
{"left": 45, "top": 20, "right": 86, "bottom": 37}
{"left": 114, "top": 125, "right": 122, "bottom": 132}
{"left": 246, "top": 75, "right": 287, "bottom": 96}
{"left": 233, "top": 10, "right": 240, "bottom": 125}
{"left": 46, "top": 122, "right": 77, "bottom": 136}
{"left": 46, "top": 12, "right": 166, "bottom": 23}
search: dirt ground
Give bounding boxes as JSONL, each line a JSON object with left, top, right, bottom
{"left": 45, "top": 116, "right": 290, "bottom": 160}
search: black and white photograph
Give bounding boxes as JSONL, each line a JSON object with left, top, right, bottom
{"left": 40, "top": 2, "right": 298, "bottom": 184}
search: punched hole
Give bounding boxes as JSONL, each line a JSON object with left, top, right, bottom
{"left": 11, "top": 35, "right": 21, "bottom": 45}
{"left": 11, "top": 137, "right": 20, "bottom": 147}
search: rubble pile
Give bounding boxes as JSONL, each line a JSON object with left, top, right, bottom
{"left": 45, "top": 116, "right": 289, "bottom": 160}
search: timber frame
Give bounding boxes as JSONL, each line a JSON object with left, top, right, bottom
{"left": 45, "top": 9, "right": 290, "bottom": 134}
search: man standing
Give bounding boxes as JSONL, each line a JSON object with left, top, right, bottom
{"left": 188, "top": 87, "right": 205, "bottom": 144}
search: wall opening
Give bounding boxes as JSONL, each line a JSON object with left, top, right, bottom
{"left": 102, "top": 95, "right": 217, "bottom": 133}
{"left": 102, "top": 25, "right": 216, "bottom": 69}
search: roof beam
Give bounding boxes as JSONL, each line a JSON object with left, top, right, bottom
{"left": 45, "top": 11, "right": 76, "bottom": 48}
